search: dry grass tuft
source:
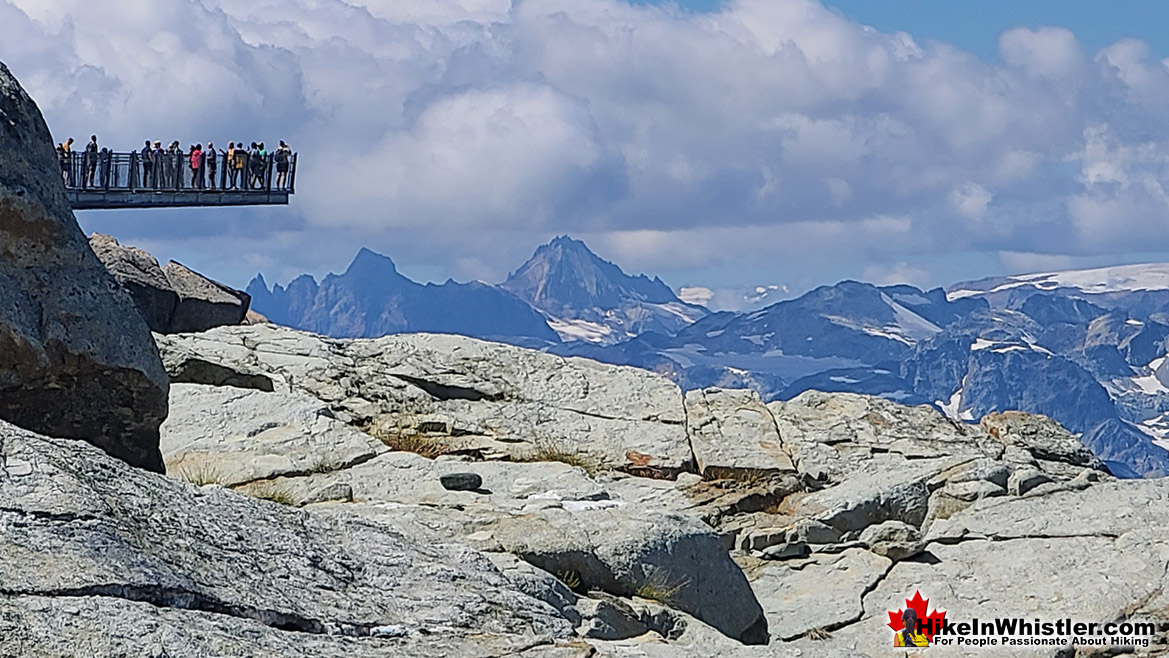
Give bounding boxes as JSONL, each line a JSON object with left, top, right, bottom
{"left": 517, "top": 440, "right": 608, "bottom": 475}
{"left": 377, "top": 432, "right": 456, "bottom": 459}
{"left": 805, "top": 627, "right": 832, "bottom": 641}
{"left": 634, "top": 568, "right": 690, "bottom": 607}
{"left": 241, "top": 482, "right": 299, "bottom": 506}
{"left": 169, "top": 462, "right": 226, "bottom": 487}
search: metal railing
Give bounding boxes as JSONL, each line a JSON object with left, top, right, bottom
{"left": 59, "top": 150, "right": 297, "bottom": 195}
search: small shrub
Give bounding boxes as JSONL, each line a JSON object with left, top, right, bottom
{"left": 634, "top": 568, "right": 690, "bottom": 607}
{"left": 363, "top": 405, "right": 457, "bottom": 460}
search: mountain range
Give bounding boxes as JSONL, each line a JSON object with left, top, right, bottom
{"left": 249, "top": 238, "right": 1169, "bottom": 478}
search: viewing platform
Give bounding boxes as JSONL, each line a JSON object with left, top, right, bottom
{"left": 61, "top": 150, "right": 296, "bottom": 210}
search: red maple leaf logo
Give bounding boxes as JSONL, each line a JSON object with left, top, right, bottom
{"left": 888, "top": 590, "right": 947, "bottom": 642}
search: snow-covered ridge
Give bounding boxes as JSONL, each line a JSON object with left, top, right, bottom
{"left": 948, "top": 262, "right": 1169, "bottom": 301}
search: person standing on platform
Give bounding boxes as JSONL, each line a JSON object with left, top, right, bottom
{"left": 225, "top": 142, "right": 236, "bottom": 188}
{"left": 234, "top": 141, "right": 248, "bottom": 189}
{"left": 153, "top": 141, "right": 165, "bottom": 189}
{"left": 83, "top": 135, "right": 98, "bottom": 187}
{"left": 98, "top": 147, "right": 110, "bottom": 187}
{"left": 190, "top": 144, "right": 204, "bottom": 189}
{"left": 141, "top": 140, "right": 152, "bottom": 188}
{"left": 62, "top": 137, "right": 74, "bottom": 186}
{"left": 246, "top": 142, "right": 258, "bottom": 188}
{"left": 57, "top": 142, "right": 68, "bottom": 184}
{"left": 206, "top": 142, "right": 218, "bottom": 189}
{"left": 253, "top": 142, "right": 268, "bottom": 189}
{"left": 170, "top": 141, "right": 182, "bottom": 189}
{"left": 275, "top": 140, "right": 291, "bottom": 189}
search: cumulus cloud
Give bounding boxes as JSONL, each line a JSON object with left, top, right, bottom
{"left": 4, "top": 0, "right": 1169, "bottom": 292}
{"left": 862, "top": 262, "right": 932, "bottom": 288}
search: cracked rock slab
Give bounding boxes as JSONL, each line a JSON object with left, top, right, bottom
{"left": 685, "top": 388, "right": 794, "bottom": 478}
{"left": 778, "top": 455, "right": 957, "bottom": 533}
{"left": 926, "top": 477, "right": 1169, "bottom": 543}
{"left": 161, "top": 383, "right": 388, "bottom": 487}
{"left": 768, "top": 391, "right": 998, "bottom": 483}
{"left": 248, "top": 452, "right": 764, "bottom": 643}
{"left": 156, "top": 325, "right": 691, "bottom": 475}
{"left": 0, "top": 594, "right": 561, "bottom": 658}
{"left": 0, "top": 420, "right": 572, "bottom": 650}
{"left": 739, "top": 548, "right": 890, "bottom": 642}
{"left": 795, "top": 532, "right": 1169, "bottom": 658}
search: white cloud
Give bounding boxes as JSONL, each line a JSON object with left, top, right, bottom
{"left": 678, "top": 286, "right": 714, "bottom": 306}
{"left": 949, "top": 182, "right": 993, "bottom": 220}
{"left": 6, "top": 0, "right": 1169, "bottom": 291}
{"left": 862, "top": 262, "right": 931, "bottom": 288}
{"left": 1000, "top": 27, "right": 1084, "bottom": 80}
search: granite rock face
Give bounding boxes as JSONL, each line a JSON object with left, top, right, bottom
{"left": 89, "top": 232, "right": 178, "bottom": 331}
{"left": 0, "top": 62, "right": 168, "bottom": 471}
{"left": 89, "top": 233, "right": 251, "bottom": 334}
{"left": 164, "top": 260, "right": 251, "bottom": 332}
{"left": 161, "top": 383, "right": 387, "bottom": 487}
{"left": 149, "top": 324, "right": 1169, "bottom": 656}
{"left": 156, "top": 324, "right": 692, "bottom": 475}
{"left": 0, "top": 419, "right": 576, "bottom": 657}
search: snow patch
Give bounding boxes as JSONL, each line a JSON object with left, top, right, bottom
{"left": 938, "top": 388, "right": 972, "bottom": 421}
{"left": 546, "top": 317, "right": 614, "bottom": 343}
{"left": 741, "top": 333, "right": 773, "bottom": 346}
{"left": 949, "top": 262, "right": 1169, "bottom": 301}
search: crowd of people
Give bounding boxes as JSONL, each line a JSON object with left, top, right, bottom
{"left": 56, "top": 135, "right": 294, "bottom": 191}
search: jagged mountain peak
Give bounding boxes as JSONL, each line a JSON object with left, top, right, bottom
{"left": 344, "top": 247, "right": 400, "bottom": 278}
{"left": 501, "top": 236, "right": 708, "bottom": 343}
{"left": 504, "top": 236, "right": 681, "bottom": 311}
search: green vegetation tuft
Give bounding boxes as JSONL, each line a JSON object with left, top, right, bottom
{"left": 634, "top": 568, "right": 690, "bottom": 606}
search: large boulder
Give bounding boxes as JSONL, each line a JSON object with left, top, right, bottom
{"left": 0, "top": 419, "right": 574, "bottom": 656}
{"left": 164, "top": 260, "right": 251, "bottom": 332}
{"left": 0, "top": 62, "right": 167, "bottom": 471}
{"left": 739, "top": 548, "right": 890, "bottom": 642}
{"left": 479, "top": 506, "right": 769, "bottom": 645}
{"left": 89, "top": 233, "right": 178, "bottom": 331}
{"left": 88, "top": 234, "right": 251, "bottom": 334}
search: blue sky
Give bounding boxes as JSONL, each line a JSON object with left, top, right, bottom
{"left": 7, "top": 0, "right": 1169, "bottom": 310}
{"left": 645, "top": 0, "right": 1169, "bottom": 60}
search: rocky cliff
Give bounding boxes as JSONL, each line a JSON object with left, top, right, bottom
{"left": 0, "top": 62, "right": 168, "bottom": 471}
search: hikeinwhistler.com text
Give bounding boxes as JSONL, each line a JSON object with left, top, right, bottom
{"left": 921, "top": 618, "right": 1157, "bottom": 649}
